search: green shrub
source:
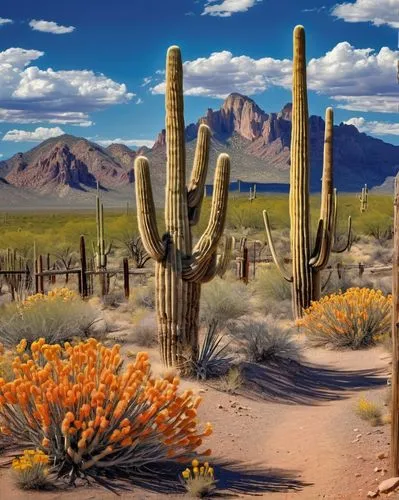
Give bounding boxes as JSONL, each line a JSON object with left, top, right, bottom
{"left": 0, "top": 289, "right": 100, "bottom": 347}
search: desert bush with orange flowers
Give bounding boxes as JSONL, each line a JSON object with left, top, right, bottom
{"left": 297, "top": 287, "right": 391, "bottom": 349}
{"left": 0, "top": 288, "right": 99, "bottom": 347}
{"left": 0, "top": 338, "right": 212, "bottom": 490}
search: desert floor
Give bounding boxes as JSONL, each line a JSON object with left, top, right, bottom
{"left": 0, "top": 302, "right": 396, "bottom": 500}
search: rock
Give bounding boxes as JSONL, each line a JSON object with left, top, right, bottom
{"left": 378, "top": 477, "right": 399, "bottom": 493}
{"left": 367, "top": 491, "right": 378, "bottom": 498}
{"left": 377, "top": 452, "right": 388, "bottom": 460}
{"left": 355, "top": 472, "right": 362, "bottom": 477}
{"left": 218, "top": 404, "right": 223, "bottom": 409}
{"left": 357, "top": 455, "right": 364, "bottom": 460}
{"left": 356, "top": 434, "right": 362, "bottom": 439}
{"left": 352, "top": 439, "right": 359, "bottom": 443}
{"left": 354, "top": 428, "right": 359, "bottom": 432}
{"left": 375, "top": 467, "right": 382, "bottom": 472}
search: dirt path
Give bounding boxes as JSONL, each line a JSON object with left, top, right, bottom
{"left": 0, "top": 344, "right": 393, "bottom": 500}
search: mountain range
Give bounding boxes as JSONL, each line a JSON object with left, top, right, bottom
{"left": 0, "top": 93, "right": 398, "bottom": 207}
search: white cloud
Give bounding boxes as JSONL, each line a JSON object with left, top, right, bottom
{"left": 3, "top": 126, "right": 65, "bottom": 142}
{"left": 141, "top": 77, "right": 152, "bottom": 87}
{"left": 29, "top": 19, "right": 75, "bottom": 34}
{"left": 202, "top": 0, "right": 262, "bottom": 17}
{"left": 151, "top": 50, "right": 292, "bottom": 97}
{"left": 136, "top": 97, "right": 143, "bottom": 104}
{"left": 93, "top": 138, "right": 155, "bottom": 148}
{"left": 332, "top": 0, "right": 399, "bottom": 29}
{"left": 344, "top": 116, "right": 399, "bottom": 136}
{"left": 0, "top": 154, "right": 3, "bottom": 158}
{"left": 151, "top": 42, "right": 398, "bottom": 113}
{"left": 0, "top": 18, "right": 13, "bottom": 26}
{"left": 0, "top": 47, "right": 134, "bottom": 125}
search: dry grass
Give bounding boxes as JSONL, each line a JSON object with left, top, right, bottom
{"left": 217, "top": 366, "right": 244, "bottom": 394}
{"left": 355, "top": 396, "right": 383, "bottom": 426}
{"left": 231, "top": 317, "right": 301, "bottom": 364}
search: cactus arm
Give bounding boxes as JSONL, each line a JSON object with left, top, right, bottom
{"left": 309, "top": 218, "right": 330, "bottom": 269}
{"left": 198, "top": 253, "right": 218, "bottom": 284}
{"left": 333, "top": 215, "right": 352, "bottom": 253}
{"left": 183, "top": 153, "right": 230, "bottom": 280}
{"left": 134, "top": 156, "right": 165, "bottom": 261}
{"left": 216, "top": 235, "right": 234, "bottom": 277}
{"left": 263, "top": 210, "right": 293, "bottom": 283}
{"left": 187, "top": 124, "right": 211, "bottom": 226}
{"left": 310, "top": 107, "right": 334, "bottom": 270}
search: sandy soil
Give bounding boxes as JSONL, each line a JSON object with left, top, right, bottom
{"left": 0, "top": 313, "right": 395, "bottom": 500}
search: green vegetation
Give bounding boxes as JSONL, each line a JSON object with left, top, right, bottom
{"left": 0, "top": 194, "right": 393, "bottom": 256}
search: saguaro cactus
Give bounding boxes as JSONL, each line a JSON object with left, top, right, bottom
{"left": 263, "top": 26, "right": 351, "bottom": 318}
{"left": 359, "top": 184, "right": 368, "bottom": 213}
{"left": 135, "top": 46, "right": 231, "bottom": 368}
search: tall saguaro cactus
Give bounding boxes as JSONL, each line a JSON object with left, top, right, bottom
{"left": 135, "top": 46, "right": 231, "bottom": 368}
{"left": 263, "top": 26, "right": 351, "bottom": 319}
{"left": 359, "top": 184, "right": 368, "bottom": 213}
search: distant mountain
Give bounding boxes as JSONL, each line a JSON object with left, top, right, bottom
{"left": 0, "top": 93, "right": 398, "bottom": 205}
{"left": 151, "top": 93, "right": 399, "bottom": 192}
{"left": 0, "top": 135, "right": 137, "bottom": 194}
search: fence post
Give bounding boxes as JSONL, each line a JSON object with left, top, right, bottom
{"left": 80, "top": 235, "right": 88, "bottom": 298}
{"left": 38, "top": 255, "right": 44, "bottom": 294}
{"left": 123, "top": 258, "right": 130, "bottom": 299}
{"left": 358, "top": 262, "right": 364, "bottom": 278}
{"left": 391, "top": 175, "right": 399, "bottom": 476}
{"left": 47, "top": 254, "right": 51, "bottom": 284}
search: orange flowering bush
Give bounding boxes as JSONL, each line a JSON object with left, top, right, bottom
{"left": 0, "top": 288, "right": 99, "bottom": 347}
{"left": 0, "top": 338, "right": 212, "bottom": 488}
{"left": 297, "top": 288, "right": 391, "bottom": 349}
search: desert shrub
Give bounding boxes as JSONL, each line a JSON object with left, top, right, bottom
{"left": 0, "top": 288, "right": 100, "bottom": 347}
{"left": 0, "top": 345, "right": 14, "bottom": 381}
{"left": 189, "top": 322, "right": 232, "bottom": 380}
{"left": 130, "top": 278, "right": 156, "bottom": 310}
{"left": 12, "top": 449, "right": 50, "bottom": 490}
{"left": 0, "top": 338, "right": 212, "bottom": 489}
{"left": 217, "top": 366, "right": 244, "bottom": 394}
{"left": 181, "top": 459, "right": 216, "bottom": 498}
{"left": 355, "top": 396, "right": 382, "bottom": 426}
{"left": 232, "top": 317, "right": 301, "bottom": 364}
{"left": 130, "top": 314, "right": 157, "bottom": 347}
{"left": 200, "top": 276, "right": 252, "bottom": 327}
{"left": 251, "top": 266, "right": 291, "bottom": 303}
{"left": 297, "top": 288, "right": 391, "bottom": 349}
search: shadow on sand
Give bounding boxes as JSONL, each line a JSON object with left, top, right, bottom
{"left": 241, "top": 359, "right": 387, "bottom": 405}
{"left": 118, "top": 459, "right": 309, "bottom": 497}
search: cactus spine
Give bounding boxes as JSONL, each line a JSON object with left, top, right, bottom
{"left": 359, "top": 184, "right": 368, "bottom": 212}
{"left": 135, "top": 46, "right": 231, "bottom": 369}
{"left": 263, "top": 26, "right": 351, "bottom": 318}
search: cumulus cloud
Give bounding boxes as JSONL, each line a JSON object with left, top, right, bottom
{"left": 0, "top": 47, "right": 134, "bottom": 125}
{"left": 93, "top": 138, "right": 155, "bottom": 148}
{"left": 151, "top": 50, "right": 292, "bottom": 97}
{"left": 344, "top": 117, "right": 399, "bottom": 136}
{"left": 332, "top": 0, "right": 399, "bottom": 29}
{"left": 0, "top": 18, "right": 13, "bottom": 26}
{"left": 2, "top": 126, "right": 65, "bottom": 142}
{"left": 151, "top": 42, "right": 398, "bottom": 113}
{"left": 202, "top": 0, "right": 262, "bottom": 17}
{"left": 29, "top": 19, "right": 75, "bottom": 34}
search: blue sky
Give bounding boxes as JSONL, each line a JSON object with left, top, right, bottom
{"left": 0, "top": 0, "right": 398, "bottom": 159}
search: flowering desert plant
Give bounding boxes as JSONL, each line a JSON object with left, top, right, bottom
{"left": 12, "top": 449, "right": 50, "bottom": 490}
{"left": 297, "top": 287, "right": 391, "bottom": 349}
{"left": 0, "top": 338, "right": 212, "bottom": 489}
{"left": 0, "top": 288, "right": 99, "bottom": 347}
{"left": 182, "top": 459, "right": 217, "bottom": 498}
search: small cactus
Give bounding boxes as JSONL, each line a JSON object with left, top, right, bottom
{"left": 359, "top": 184, "right": 368, "bottom": 213}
